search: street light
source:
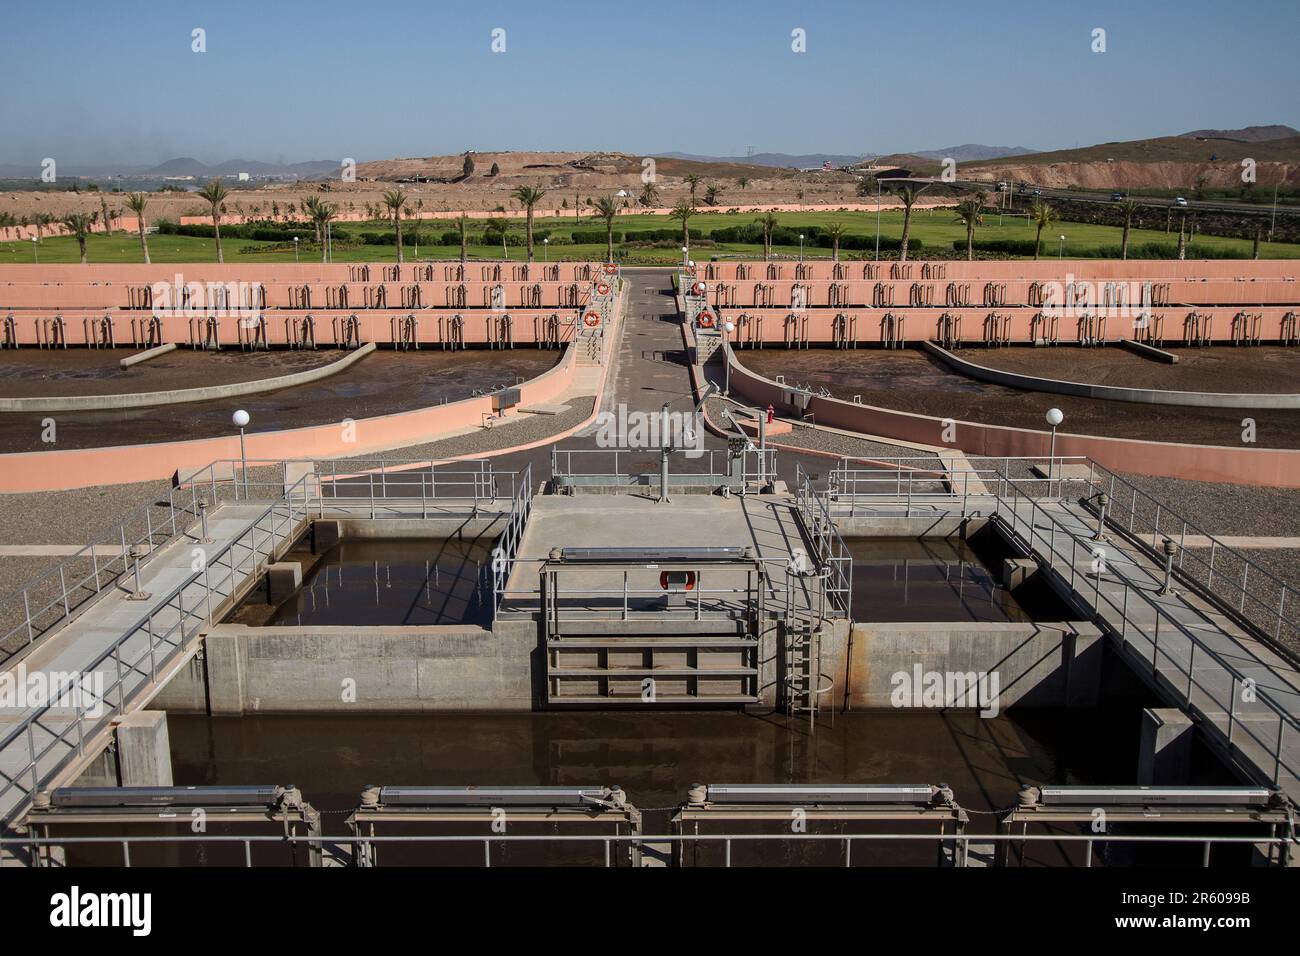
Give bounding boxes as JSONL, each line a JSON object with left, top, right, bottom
{"left": 799, "top": 233, "right": 804, "bottom": 262}
{"left": 1057, "top": 234, "right": 1066, "bottom": 258}
{"left": 232, "top": 409, "right": 250, "bottom": 498}
{"left": 723, "top": 321, "right": 736, "bottom": 395}
{"left": 293, "top": 236, "right": 299, "bottom": 263}
{"left": 681, "top": 245, "right": 688, "bottom": 267}
{"left": 1045, "top": 407, "right": 1063, "bottom": 494}
{"left": 31, "top": 236, "right": 38, "bottom": 264}
{"left": 543, "top": 237, "right": 549, "bottom": 261}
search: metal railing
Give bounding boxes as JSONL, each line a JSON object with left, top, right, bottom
{"left": 1083, "top": 461, "right": 1299, "bottom": 660}
{"left": 2, "top": 829, "right": 1291, "bottom": 869}
{"left": 0, "top": 474, "right": 317, "bottom": 824}
{"left": 991, "top": 472, "right": 1298, "bottom": 788}
{"left": 550, "top": 446, "right": 777, "bottom": 487}
{"left": 489, "top": 463, "right": 533, "bottom": 613}
{"left": 828, "top": 455, "right": 1095, "bottom": 517}
{"left": 794, "top": 462, "right": 852, "bottom": 617}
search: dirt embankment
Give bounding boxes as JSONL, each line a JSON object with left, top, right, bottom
{"left": 966, "top": 159, "right": 1296, "bottom": 191}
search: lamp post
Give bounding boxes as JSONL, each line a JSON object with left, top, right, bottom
{"left": 232, "top": 409, "right": 250, "bottom": 498}
{"left": 874, "top": 177, "right": 882, "bottom": 261}
{"left": 723, "top": 321, "right": 735, "bottom": 395}
{"left": 543, "top": 237, "right": 549, "bottom": 261}
{"left": 293, "top": 236, "right": 299, "bottom": 263}
{"left": 1057, "top": 234, "right": 1066, "bottom": 258}
{"left": 1045, "top": 407, "right": 1063, "bottom": 495}
{"left": 681, "top": 245, "right": 688, "bottom": 268}
{"left": 799, "top": 233, "right": 804, "bottom": 262}
{"left": 31, "top": 236, "right": 38, "bottom": 264}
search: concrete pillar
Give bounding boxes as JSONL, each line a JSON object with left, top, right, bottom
{"left": 1137, "top": 707, "right": 1194, "bottom": 785}
{"left": 312, "top": 519, "right": 341, "bottom": 554}
{"left": 205, "top": 629, "right": 246, "bottom": 715}
{"left": 265, "top": 562, "right": 302, "bottom": 603}
{"left": 1062, "top": 622, "right": 1104, "bottom": 708}
{"left": 116, "top": 710, "right": 173, "bottom": 787}
{"left": 1001, "top": 557, "right": 1038, "bottom": 590}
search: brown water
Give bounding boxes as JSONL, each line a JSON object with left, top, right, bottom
{"left": 848, "top": 537, "right": 1029, "bottom": 622}
{"left": 229, "top": 538, "right": 493, "bottom": 628}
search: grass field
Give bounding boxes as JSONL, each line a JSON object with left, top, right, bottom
{"left": 4, "top": 207, "right": 1297, "bottom": 264}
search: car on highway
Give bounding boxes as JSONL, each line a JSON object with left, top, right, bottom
{"left": 1174, "top": 197, "right": 1189, "bottom": 207}
{"left": 1110, "top": 191, "right": 1127, "bottom": 201}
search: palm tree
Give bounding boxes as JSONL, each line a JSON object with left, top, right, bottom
{"left": 670, "top": 201, "right": 697, "bottom": 255}
{"left": 313, "top": 201, "right": 337, "bottom": 262}
{"left": 1117, "top": 200, "right": 1140, "bottom": 259}
{"left": 591, "top": 195, "right": 619, "bottom": 263}
{"left": 737, "top": 176, "right": 750, "bottom": 191}
{"left": 754, "top": 211, "right": 778, "bottom": 261}
{"left": 301, "top": 197, "right": 323, "bottom": 243}
{"left": 1031, "top": 199, "right": 1056, "bottom": 260}
{"left": 197, "top": 178, "right": 229, "bottom": 263}
{"left": 823, "top": 222, "right": 846, "bottom": 261}
{"left": 61, "top": 214, "right": 93, "bottom": 264}
{"left": 683, "top": 174, "right": 702, "bottom": 204}
{"left": 32, "top": 212, "right": 54, "bottom": 243}
{"left": 954, "top": 191, "right": 986, "bottom": 261}
{"left": 639, "top": 181, "right": 660, "bottom": 208}
{"left": 383, "top": 188, "right": 408, "bottom": 262}
{"left": 895, "top": 185, "right": 919, "bottom": 261}
{"left": 704, "top": 185, "right": 723, "bottom": 207}
{"left": 511, "top": 185, "right": 546, "bottom": 261}
{"left": 125, "top": 193, "right": 151, "bottom": 264}
{"left": 455, "top": 213, "right": 470, "bottom": 262}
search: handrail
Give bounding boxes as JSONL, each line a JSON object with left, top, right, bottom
{"left": 1083, "top": 460, "right": 1298, "bottom": 657}
{"left": 0, "top": 473, "right": 316, "bottom": 821}
{"left": 990, "top": 471, "right": 1297, "bottom": 787}
{"left": 795, "top": 462, "right": 852, "bottom": 618}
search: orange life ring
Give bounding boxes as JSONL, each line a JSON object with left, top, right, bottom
{"left": 660, "top": 570, "right": 696, "bottom": 591}
{"left": 583, "top": 311, "right": 602, "bottom": 328}
{"left": 692, "top": 282, "right": 706, "bottom": 295}
{"left": 697, "top": 311, "right": 715, "bottom": 328}
{"left": 595, "top": 282, "right": 611, "bottom": 296}
{"left": 603, "top": 263, "right": 617, "bottom": 274}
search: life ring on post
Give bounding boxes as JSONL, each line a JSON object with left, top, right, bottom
{"left": 660, "top": 570, "right": 696, "bottom": 591}
{"left": 595, "top": 282, "right": 611, "bottom": 296}
{"left": 692, "top": 281, "right": 706, "bottom": 295}
{"left": 583, "top": 311, "right": 602, "bottom": 328}
{"left": 603, "top": 263, "right": 617, "bottom": 275}
{"left": 697, "top": 311, "right": 715, "bottom": 329}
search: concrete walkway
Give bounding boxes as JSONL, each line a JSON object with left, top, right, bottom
{"left": 998, "top": 495, "right": 1300, "bottom": 798}
{"left": 0, "top": 499, "right": 308, "bottom": 822}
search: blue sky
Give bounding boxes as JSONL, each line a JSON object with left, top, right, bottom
{"left": 0, "top": 0, "right": 1296, "bottom": 167}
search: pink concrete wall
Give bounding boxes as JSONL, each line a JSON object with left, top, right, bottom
{"left": 727, "top": 353, "right": 1300, "bottom": 489}
{"left": 0, "top": 338, "right": 583, "bottom": 493}
{"left": 722, "top": 307, "right": 1297, "bottom": 346}
{"left": 699, "top": 260, "right": 1300, "bottom": 282}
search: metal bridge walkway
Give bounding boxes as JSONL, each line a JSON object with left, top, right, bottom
{"left": 996, "top": 494, "right": 1300, "bottom": 800}
{"left": 0, "top": 497, "right": 309, "bottom": 825}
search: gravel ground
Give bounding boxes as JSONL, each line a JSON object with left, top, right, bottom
{"left": 739, "top": 347, "right": 1300, "bottom": 448}
{"left": 0, "top": 348, "right": 345, "bottom": 397}
{"left": 949, "top": 344, "right": 1300, "bottom": 394}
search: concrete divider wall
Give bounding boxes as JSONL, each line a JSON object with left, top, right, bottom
{"left": 0, "top": 342, "right": 379, "bottom": 412}
{"left": 699, "top": 259, "right": 1300, "bottom": 282}
{"left": 0, "top": 334, "right": 582, "bottom": 492}
{"left": 844, "top": 620, "right": 1104, "bottom": 710}
{"left": 727, "top": 350, "right": 1300, "bottom": 488}
{"left": 154, "top": 621, "right": 536, "bottom": 714}
{"left": 920, "top": 341, "right": 1300, "bottom": 409}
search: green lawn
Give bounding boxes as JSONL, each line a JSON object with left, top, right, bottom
{"left": 5, "top": 208, "right": 1296, "bottom": 264}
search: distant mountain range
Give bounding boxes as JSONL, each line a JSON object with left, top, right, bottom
{"left": 658, "top": 145, "right": 1036, "bottom": 168}
{"left": 0, "top": 157, "right": 339, "bottom": 181}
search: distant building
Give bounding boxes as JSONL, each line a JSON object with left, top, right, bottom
{"left": 238, "top": 172, "right": 250, "bottom": 182}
